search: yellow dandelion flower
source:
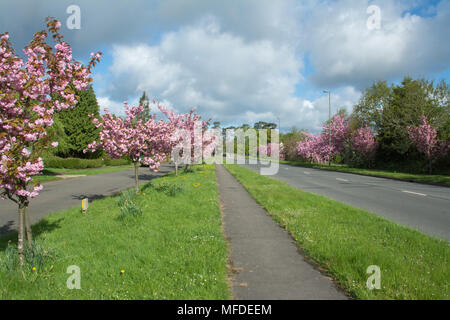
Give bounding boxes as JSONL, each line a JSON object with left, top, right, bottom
{"left": 120, "top": 270, "right": 125, "bottom": 275}
{"left": 32, "top": 267, "right": 36, "bottom": 271}
{"left": 193, "top": 183, "right": 201, "bottom": 187}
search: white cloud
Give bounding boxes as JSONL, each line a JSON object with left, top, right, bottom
{"left": 301, "top": 0, "right": 450, "bottom": 88}
{"left": 97, "top": 97, "right": 126, "bottom": 115}
{"left": 106, "top": 19, "right": 315, "bottom": 128}
{"left": 2, "top": 0, "right": 448, "bottom": 132}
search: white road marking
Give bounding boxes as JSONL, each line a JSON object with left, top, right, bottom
{"left": 304, "top": 172, "right": 310, "bottom": 175}
{"left": 336, "top": 178, "right": 349, "bottom": 182}
{"left": 402, "top": 190, "right": 427, "bottom": 197}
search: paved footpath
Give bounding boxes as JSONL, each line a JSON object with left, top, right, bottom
{"left": 216, "top": 164, "right": 347, "bottom": 300}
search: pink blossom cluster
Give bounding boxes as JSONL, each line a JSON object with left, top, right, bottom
{"left": 408, "top": 116, "right": 449, "bottom": 162}
{"left": 160, "top": 105, "right": 217, "bottom": 166}
{"left": 1, "top": 19, "right": 100, "bottom": 201}
{"left": 85, "top": 103, "right": 172, "bottom": 172}
{"left": 351, "top": 126, "right": 378, "bottom": 160}
{"left": 258, "top": 143, "right": 284, "bottom": 160}
{"left": 177, "top": 109, "right": 217, "bottom": 165}
{"left": 296, "top": 115, "right": 349, "bottom": 163}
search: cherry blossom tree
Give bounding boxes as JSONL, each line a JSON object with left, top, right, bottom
{"left": 258, "top": 143, "right": 283, "bottom": 160}
{"left": 296, "top": 115, "right": 349, "bottom": 163}
{"left": 0, "top": 18, "right": 100, "bottom": 263}
{"left": 85, "top": 103, "right": 171, "bottom": 193}
{"left": 169, "top": 109, "right": 215, "bottom": 172}
{"left": 351, "top": 126, "right": 378, "bottom": 164}
{"left": 408, "top": 115, "right": 449, "bottom": 174}
{"left": 158, "top": 104, "right": 189, "bottom": 175}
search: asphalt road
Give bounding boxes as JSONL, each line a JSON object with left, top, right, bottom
{"left": 241, "top": 162, "right": 450, "bottom": 241}
{"left": 0, "top": 164, "right": 173, "bottom": 235}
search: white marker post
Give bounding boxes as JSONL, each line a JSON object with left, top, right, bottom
{"left": 81, "top": 198, "right": 89, "bottom": 213}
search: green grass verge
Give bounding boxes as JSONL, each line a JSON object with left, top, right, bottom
{"left": 281, "top": 160, "right": 450, "bottom": 186}
{"left": 33, "top": 165, "right": 134, "bottom": 183}
{"left": 224, "top": 164, "right": 449, "bottom": 300}
{"left": 0, "top": 164, "right": 230, "bottom": 299}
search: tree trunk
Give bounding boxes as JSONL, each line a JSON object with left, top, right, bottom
{"left": 17, "top": 203, "right": 25, "bottom": 266}
{"left": 24, "top": 205, "right": 32, "bottom": 248}
{"left": 429, "top": 159, "right": 432, "bottom": 175}
{"left": 134, "top": 161, "right": 139, "bottom": 194}
{"left": 175, "top": 163, "right": 178, "bottom": 176}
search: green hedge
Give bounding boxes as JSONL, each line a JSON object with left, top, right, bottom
{"left": 103, "top": 158, "right": 130, "bottom": 166}
{"left": 43, "top": 157, "right": 130, "bottom": 169}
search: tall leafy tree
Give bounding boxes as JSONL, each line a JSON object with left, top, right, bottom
{"left": 379, "top": 77, "right": 449, "bottom": 158}
{"left": 57, "top": 85, "right": 101, "bottom": 158}
{"left": 353, "top": 80, "right": 391, "bottom": 132}
{"left": 353, "top": 77, "right": 449, "bottom": 162}
{"left": 138, "top": 91, "right": 151, "bottom": 122}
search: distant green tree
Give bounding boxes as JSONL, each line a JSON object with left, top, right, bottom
{"left": 138, "top": 91, "right": 151, "bottom": 122}
{"left": 280, "top": 126, "right": 307, "bottom": 161}
{"left": 57, "top": 86, "right": 101, "bottom": 158}
{"left": 253, "top": 121, "right": 277, "bottom": 129}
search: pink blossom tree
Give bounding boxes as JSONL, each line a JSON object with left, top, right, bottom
{"left": 257, "top": 143, "right": 283, "bottom": 160}
{"left": 0, "top": 18, "right": 100, "bottom": 262}
{"left": 296, "top": 115, "right": 349, "bottom": 163}
{"left": 158, "top": 104, "right": 189, "bottom": 175}
{"left": 85, "top": 103, "right": 171, "bottom": 193}
{"left": 351, "top": 126, "right": 378, "bottom": 165}
{"left": 408, "top": 115, "right": 449, "bottom": 174}
{"left": 170, "top": 109, "right": 215, "bottom": 172}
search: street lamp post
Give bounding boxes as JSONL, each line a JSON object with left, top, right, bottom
{"left": 323, "top": 90, "right": 331, "bottom": 166}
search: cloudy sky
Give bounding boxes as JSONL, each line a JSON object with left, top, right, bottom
{"left": 1, "top": 0, "right": 449, "bottom": 132}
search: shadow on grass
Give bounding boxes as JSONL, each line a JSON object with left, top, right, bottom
{"left": 41, "top": 169, "right": 60, "bottom": 176}
{"left": 0, "top": 217, "right": 63, "bottom": 251}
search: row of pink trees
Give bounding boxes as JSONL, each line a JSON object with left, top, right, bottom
{"left": 296, "top": 115, "right": 361, "bottom": 164}
{"left": 295, "top": 113, "right": 448, "bottom": 172}
{"left": 0, "top": 18, "right": 215, "bottom": 264}
{"left": 0, "top": 19, "right": 101, "bottom": 263}
{"left": 85, "top": 102, "right": 218, "bottom": 191}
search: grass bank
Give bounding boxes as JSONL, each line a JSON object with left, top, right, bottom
{"left": 0, "top": 164, "right": 230, "bottom": 299}
{"left": 281, "top": 160, "right": 450, "bottom": 186}
{"left": 225, "top": 164, "right": 449, "bottom": 300}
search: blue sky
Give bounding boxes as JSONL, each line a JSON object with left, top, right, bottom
{"left": 1, "top": 0, "right": 449, "bottom": 133}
